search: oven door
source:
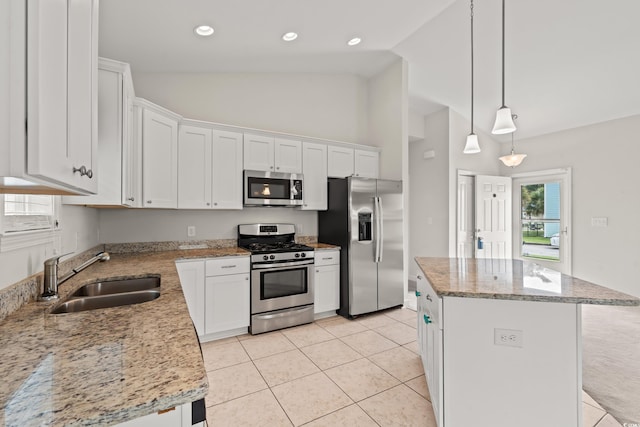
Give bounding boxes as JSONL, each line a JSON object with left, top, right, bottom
{"left": 251, "top": 261, "right": 314, "bottom": 313}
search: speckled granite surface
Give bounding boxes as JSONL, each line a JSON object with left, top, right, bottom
{"left": 307, "top": 242, "right": 341, "bottom": 251}
{"left": 0, "top": 248, "right": 249, "bottom": 426}
{"left": 415, "top": 257, "right": 639, "bottom": 306}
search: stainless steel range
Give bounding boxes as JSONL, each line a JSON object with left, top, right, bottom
{"left": 238, "top": 224, "right": 315, "bottom": 334}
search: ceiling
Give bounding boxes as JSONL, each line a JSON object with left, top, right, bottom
{"left": 99, "top": 0, "right": 640, "bottom": 141}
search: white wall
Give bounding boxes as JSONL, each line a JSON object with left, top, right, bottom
{"left": 500, "top": 114, "right": 640, "bottom": 297}
{"left": 132, "top": 72, "right": 369, "bottom": 145}
{"left": 99, "top": 208, "right": 317, "bottom": 243}
{"left": 367, "top": 58, "right": 407, "bottom": 181}
{"left": 409, "top": 108, "right": 450, "bottom": 277}
{"left": 0, "top": 205, "right": 99, "bottom": 290}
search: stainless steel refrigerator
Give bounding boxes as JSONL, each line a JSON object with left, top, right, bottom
{"left": 318, "top": 177, "right": 404, "bottom": 317}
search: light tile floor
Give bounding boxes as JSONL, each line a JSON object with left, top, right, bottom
{"left": 201, "top": 307, "right": 623, "bottom": 427}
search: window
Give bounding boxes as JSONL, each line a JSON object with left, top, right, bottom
{"left": 0, "top": 194, "right": 60, "bottom": 253}
{"left": 3, "top": 195, "right": 56, "bottom": 233}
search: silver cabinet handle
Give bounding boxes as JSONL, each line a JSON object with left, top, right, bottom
{"left": 417, "top": 275, "right": 422, "bottom": 280}
{"left": 221, "top": 265, "right": 236, "bottom": 269}
{"left": 73, "top": 165, "right": 93, "bottom": 179}
{"left": 206, "top": 202, "right": 210, "bottom": 206}
{"left": 322, "top": 257, "right": 333, "bottom": 261}
{"left": 316, "top": 269, "right": 319, "bottom": 273}
{"left": 426, "top": 294, "right": 432, "bottom": 302}
{"left": 127, "top": 197, "right": 135, "bottom": 202}
{"left": 146, "top": 200, "right": 152, "bottom": 204}
{"left": 214, "top": 202, "right": 218, "bottom": 206}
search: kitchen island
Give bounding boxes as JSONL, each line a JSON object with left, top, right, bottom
{"left": 0, "top": 247, "right": 248, "bottom": 426}
{"left": 414, "top": 257, "right": 639, "bottom": 427}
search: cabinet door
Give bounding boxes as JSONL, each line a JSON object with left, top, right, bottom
{"left": 243, "top": 134, "right": 274, "bottom": 171}
{"left": 274, "top": 137, "right": 302, "bottom": 173}
{"left": 354, "top": 149, "right": 379, "bottom": 179}
{"left": 212, "top": 130, "right": 243, "bottom": 209}
{"left": 205, "top": 274, "right": 250, "bottom": 334}
{"left": 178, "top": 125, "right": 212, "bottom": 209}
{"left": 142, "top": 109, "right": 178, "bottom": 208}
{"left": 175, "top": 260, "right": 205, "bottom": 336}
{"left": 26, "top": 0, "right": 97, "bottom": 194}
{"left": 327, "top": 146, "right": 354, "bottom": 178}
{"left": 122, "top": 76, "right": 140, "bottom": 207}
{"left": 314, "top": 264, "right": 340, "bottom": 314}
{"left": 301, "top": 141, "right": 328, "bottom": 211}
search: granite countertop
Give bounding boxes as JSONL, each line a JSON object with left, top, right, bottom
{"left": 415, "top": 257, "right": 640, "bottom": 306}
{"left": 307, "top": 243, "right": 341, "bottom": 251}
{"left": 0, "top": 247, "right": 249, "bottom": 427}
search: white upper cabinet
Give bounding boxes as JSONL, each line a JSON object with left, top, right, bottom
{"left": 301, "top": 141, "right": 327, "bottom": 211}
{"left": 327, "top": 146, "right": 354, "bottom": 178}
{"left": 354, "top": 149, "right": 379, "bottom": 179}
{"left": 243, "top": 134, "right": 302, "bottom": 173}
{"left": 178, "top": 123, "right": 243, "bottom": 210}
{"left": 178, "top": 125, "right": 212, "bottom": 209}
{"left": 243, "top": 134, "right": 274, "bottom": 171}
{"left": 274, "top": 137, "right": 302, "bottom": 173}
{"left": 64, "top": 58, "right": 138, "bottom": 206}
{"left": 212, "top": 130, "right": 243, "bottom": 209}
{"left": 141, "top": 104, "right": 179, "bottom": 208}
{"left": 1, "top": 0, "right": 99, "bottom": 194}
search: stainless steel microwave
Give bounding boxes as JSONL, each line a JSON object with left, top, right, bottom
{"left": 244, "top": 170, "right": 303, "bottom": 207}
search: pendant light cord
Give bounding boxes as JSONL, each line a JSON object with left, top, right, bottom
{"left": 470, "top": 0, "right": 474, "bottom": 134}
{"left": 501, "top": 0, "right": 506, "bottom": 108}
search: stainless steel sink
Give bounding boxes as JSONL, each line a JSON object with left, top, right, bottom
{"left": 51, "top": 290, "right": 161, "bottom": 314}
{"left": 70, "top": 276, "right": 160, "bottom": 297}
{"left": 50, "top": 276, "right": 161, "bottom": 314}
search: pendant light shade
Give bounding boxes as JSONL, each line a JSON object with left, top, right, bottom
{"left": 499, "top": 150, "right": 527, "bottom": 167}
{"left": 464, "top": 0, "right": 479, "bottom": 154}
{"left": 499, "top": 125, "right": 526, "bottom": 167}
{"left": 464, "top": 134, "right": 480, "bottom": 154}
{"left": 492, "top": 107, "right": 516, "bottom": 134}
{"left": 492, "top": 0, "right": 516, "bottom": 135}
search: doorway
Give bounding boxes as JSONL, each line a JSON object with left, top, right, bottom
{"left": 512, "top": 169, "right": 572, "bottom": 274}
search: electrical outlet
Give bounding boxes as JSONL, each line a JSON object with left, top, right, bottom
{"left": 591, "top": 217, "right": 608, "bottom": 227}
{"left": 494, "top": 328, "right": 523, "bottom": 348}
{"left": 187, "top": 226, "right": 196, "bottom": 237}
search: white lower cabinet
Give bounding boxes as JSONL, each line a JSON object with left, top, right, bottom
{"left": 416, "top": 268, "right": 582, "bottom": 427}
{"left": 175, "top": 260, "right": 205, "bottom": 336}
{"left": 114, "top": 401, "right": 203, "bottom": 427}
{"left": 203, "top": 257, "right": 250, "bottom": 340}
{"left": 176, "top": 257, "right": 250, "bottom": 341}
{"left": 314, "top": 250, "right": 340, "bottom": 317}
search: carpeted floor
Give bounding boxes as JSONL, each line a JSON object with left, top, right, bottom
{"left": 582, "top": 304, "right": 640, "bottom": 425}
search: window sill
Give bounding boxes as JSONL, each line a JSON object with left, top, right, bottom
{"left": 0, "top": 229, "right": 60, "bottom": 253}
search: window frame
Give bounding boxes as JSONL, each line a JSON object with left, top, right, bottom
{"left": 0, "top": 195, "right": 61, "bottom": 253}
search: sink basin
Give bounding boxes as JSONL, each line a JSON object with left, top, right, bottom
{"left": 70, "top": 276, "right": 160, "bottom": 297}
{"left": 50, "top": 276, "right": 162, "bottom": 314}
{"left": 51, "top": 290, "right": 161, "bottom": 314}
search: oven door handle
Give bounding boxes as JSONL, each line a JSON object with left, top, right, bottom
{"left": 252, "top": 260, "right": 314, "bottom": 270}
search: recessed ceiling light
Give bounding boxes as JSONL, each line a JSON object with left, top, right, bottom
{"left": 282, "top": 32, "right": 298, "bottom": 42}
{"left": 347, "top": 37, "right": 362, "bottom": 46}
{"left": 194, "top": 25, "right": 214, "bottom": 37}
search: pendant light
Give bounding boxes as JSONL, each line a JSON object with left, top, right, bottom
{"left": 499, "top": 117, "right": 526, "bottom": 167}
{"left": 492, "top": 0, "right": 516, "bottom": 135}
{"left": 463, "top": 0, "right": 480, "bottom": 154}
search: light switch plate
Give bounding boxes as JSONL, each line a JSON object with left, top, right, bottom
{"left": 494, "top": 328, "right": 523, "bottom": 348}
{"left": 591, "top": 217, "right": 608, "bottom": 227}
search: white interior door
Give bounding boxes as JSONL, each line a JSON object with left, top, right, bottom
{"left": 475, "top": 175, "right": 512, "bottom": 259}
{"left": 457, "top": 175, "right": 475, "bottom": 258}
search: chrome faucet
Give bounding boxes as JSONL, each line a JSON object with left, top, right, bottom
{"left": 40, "top": 251, "right": 111, "bottom": 301}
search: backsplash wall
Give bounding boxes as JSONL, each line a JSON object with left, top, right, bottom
{"left": 98, "top": 208, "right": 318, "bottom": 243}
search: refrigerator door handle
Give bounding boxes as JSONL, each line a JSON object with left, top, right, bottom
{"left": 374, "top": 196, "right": 383, "bottom": 263}
{"left": 377, "top": 196, "right": 384, "bottom": 262}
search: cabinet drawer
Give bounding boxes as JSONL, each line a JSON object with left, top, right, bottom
{"left": 314, "top": 250, "right": 340, "bottom": 266}
{"left": 419, "top": 274, "right": 442, "bottom": 329}
{"left": 205, "top": 256, "right": 250, "bottom": 276}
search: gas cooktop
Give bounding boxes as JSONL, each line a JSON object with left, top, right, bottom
{"left": 243, "top": 241, "right": 313, "bottom": 254}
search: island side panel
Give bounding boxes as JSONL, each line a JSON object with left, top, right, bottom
{"left": 443, "top": 297, "right": 582, "bottom": 427}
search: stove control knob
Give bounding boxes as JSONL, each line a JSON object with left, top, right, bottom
{"left": 301, "top": 253, "right": 306, "bottom": 258}
{"left": 270, "top": 255, "right": 276, "bottom": 260}
{"left": 295, "top": 253, "right": 300, "bottom": 258}
{"left": 263, "top": 255, "right": 269, "bottom": 261}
